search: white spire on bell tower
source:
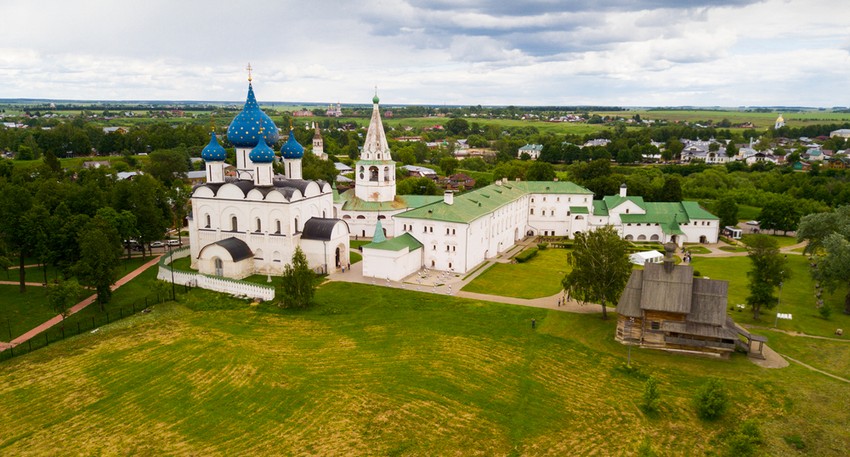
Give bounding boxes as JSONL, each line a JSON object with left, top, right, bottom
{"left": 312, "top": 122, "right": 326, "bottom": 160}
{"left": 355, "top": 89, "right": 396, "bottom": 202}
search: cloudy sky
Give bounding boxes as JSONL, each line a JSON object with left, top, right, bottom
{"left": 1, "top": 0, "right": 849, "bottom": 107}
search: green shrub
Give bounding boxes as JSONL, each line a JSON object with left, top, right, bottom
{"left": 537, "top": 242, "right": 548, "bottom": 250}
{"left": 692, "top": 270, "right": 701, "bottom": 277}
{"left": 641, "top": 376, "right": 660, "bottom": 413}
{"left": 694, "top": 378, "right": 728, "bottom": 420}
{"left": 515, "top": 247, "right": 538, "bottom": 263}
{"left": 636, "top": 437, "right": 657, "bottom": 457}
{"left": 723, "top": 419, "right": 762, "bottom": 457}
{"left": 818, "top": 305, "right": 832, "bottom": 320}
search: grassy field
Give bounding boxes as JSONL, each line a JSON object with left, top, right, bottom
{"left": 690, "top": 254, "right": 850, "bottom": 338}
{"left": 0, "top": 257, "right": 155, "bottom": 341}
{"left": 596, "top": 109, "right": 850, "bottom": 129}
{"left": 0, "top": 282, "right": 848, "bottom": 455}
{"left": 462, "top": 248, "right": 570, "bottom": 299}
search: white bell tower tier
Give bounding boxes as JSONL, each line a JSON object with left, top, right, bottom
{"left": 355, "top": 92, "right": 396, "bottom": 203}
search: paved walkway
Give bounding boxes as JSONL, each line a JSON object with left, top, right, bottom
{"left": 0, "top": 255, "right": 162, "bottom": 352}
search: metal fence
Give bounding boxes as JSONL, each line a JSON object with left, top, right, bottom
{"left": 0, "top": 291, "right": 173, "bottom": 363}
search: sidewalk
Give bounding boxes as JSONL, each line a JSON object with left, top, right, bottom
{"left": 0, "top": 255, "right": 162, "bottom": 352}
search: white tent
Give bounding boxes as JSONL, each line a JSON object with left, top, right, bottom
{"left": 630, "top": 250, "right": 664, "bottom": 266}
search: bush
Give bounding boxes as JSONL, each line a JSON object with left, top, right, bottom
{"left": 641, "top": 376, "right": 660, "bottom": 413}
{"left": 515, "top": 247, "right": 538, "bottom": 263}
{"left": 723, "top": 419, "right": 762, "bottom": 457}
{"left": 818, "top": 305, "right": 832, "bottom": 320}
{"left": 783, "top": 434, "right": 805, "bottom": 450}
{"left": 694, "top": 378, "right": 728, "bottom": 420}
{"left": 537, "top": 242, "right": 548, "bottom": 250}
{"left": 692, "top": 270, "right": 701, "bottom": 277}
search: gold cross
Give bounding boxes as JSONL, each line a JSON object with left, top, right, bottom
{"left": 246, "top": 63, "right": 253, "bottom": 82}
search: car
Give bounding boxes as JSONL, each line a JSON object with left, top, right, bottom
{"left": 746, "top": 220, "right": 759, "bottom": 226}
{"left": 167, "top": 239, "right": 182, "bottom": 246}
{"left": 150, "top": 241, "right": 165, "bottom": 248}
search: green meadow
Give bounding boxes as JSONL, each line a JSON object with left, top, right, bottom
{"left": 1, "top": 282, "right": 849, "bottom": 455}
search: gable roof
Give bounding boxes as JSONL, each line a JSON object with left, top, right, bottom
{"left": 364, "top": 232, "right": 423, "bottom": 252}
{"left": 301, "top": 218, "right": 344, "bottom": 241}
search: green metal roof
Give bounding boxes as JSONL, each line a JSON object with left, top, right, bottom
{"left": 592, "top": 200, "right": 608, "bottom": 216}
{"left": 335, "top": 189, "right": 441, "bottom": 211}
{"left": 364, "top": 232, "right": 423, "bottom": 251}
{"left": 569, "top": 206, "right": 589, "bottom": 214}
{"left": 512, "top": 181, "right": 594, "bottom": 195}
{"left": 602, "top": 195, "right": 646, "bottom": 211}
{"left": 681, "top": 201, "right": 719, "bottom": 220}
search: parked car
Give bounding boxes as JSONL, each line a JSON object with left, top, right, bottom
{"left": 167, "top": 239, "right": 182, "bottom": 246}
{"left": 746, "top": 220, "right": 759, "bottom": 226}
{"left": 150, "top": 241, "right": 165, "bottom": 248}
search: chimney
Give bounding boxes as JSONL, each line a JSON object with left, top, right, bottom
{"left": 619, "top": 183, "right": 627, "bottom": 197}
{"left": 663, "top": 242, "right": 676, "bottom": 273}
{"left": 444, "top": 190, "right": 454, "bottom": 205}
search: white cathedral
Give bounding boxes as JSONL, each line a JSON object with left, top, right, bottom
{"left": 188, "top": 75, "right": 720, "bottom": 285}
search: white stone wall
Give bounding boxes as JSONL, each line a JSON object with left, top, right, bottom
{"left": 362, "top": 246, "right": 421, "bottom": 281}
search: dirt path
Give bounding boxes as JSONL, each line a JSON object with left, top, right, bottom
{"left": 0, "top": 255, "right": 162, "bottom": 352}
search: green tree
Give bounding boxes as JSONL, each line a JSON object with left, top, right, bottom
{"left": 526, "top": 161, "right": 555, "bottom": 181}
{"left": 561, "top": 225, "right": 632, "bottom": 320}
{"left": 46, "top": 279, "right": 84, "bottom": 327}
{"left": 439, "top": 157, "right": 459, "bottom": 176}
{"left": 0, "top": 183, "right": 36, "bottom": 292}
{"left": 797, "top": 205, "right": 850, "bottom": 313}
{"left": 757, "top": 196, "right": 800, "bottom": 235}
{"left": 397, "top": 177, "right": 438, "bottom": 195}
{"left": 743, "top": 234, "right": 787, "bottom": 320}
{"left": 444, "top": 118, "right": 469, "bottom": 136}
{"left": 713, "top": 195, "right": 738, "bottom": 228}
{"left": 301, "top": 151, "right": 337, "bottom": 184}
{"left": 145, "top": 147, "right": 189, "bottom": 186}
{"left": 657, "top": 175, "right": 683, "bottom": 202}
{"left": 74, "top": 216, "right": 123, "bottom": 308}
{"left": 725, "top": 142, "right": 738, "bottom": 158}
{"left": 641, "top": 376, "right": 660, "bottom": 413}
{"left": 278, "top": 247, "right": 316, "bottom": 309}
{"left": 96, "top": 207, "right": 139, "bottom": 260}
{"left": 693, "top": 378, "right": 728, "bottom": 420}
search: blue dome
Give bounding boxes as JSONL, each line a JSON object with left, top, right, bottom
{"left": 280, "top": 128, "right": 304, "bottom": 159}
{"left": 249, "top": 136, "right": 276, "bottom": 163}
{"left": 227, "top": 83, "right": 279, "bottom": 148}
{"left": 201, "top": 131, "right": 227, "bottom": 162}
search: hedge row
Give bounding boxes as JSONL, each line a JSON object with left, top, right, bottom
{"left": 515, "top": 247, "right": 539, "bottom": 263}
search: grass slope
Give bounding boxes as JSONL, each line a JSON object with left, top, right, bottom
{"left": 1, "top": 282, "right": 848, "bottom": 455}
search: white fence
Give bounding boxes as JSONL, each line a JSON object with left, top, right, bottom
{"left": 157, "top": 248, "right": 275, "bottom": 301}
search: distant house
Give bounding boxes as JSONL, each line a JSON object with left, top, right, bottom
{"left": 402, "top": 165, "right": 438, "bottom": 180}
{"left": 616, "top": 245, "right": 740, "bottom": 358}
{"left": 292, "top": 109, "right": 314, "bottom": 117}
{"left": 83, "top": 160, "right": 110, "bottom": 169}
{"left": 116, "top": 171, "right": 142, "bottom": 181}
{"left": 102, "top": 126, "right": 129, "bottom": 134}
{"left": 442, "top": 173, "right": 476, "bottom": 191}
{"left": 518, "top": 144, "right": 543, "bottom": 160}
{"left": 186, "top": 170, "right": 206, "bottom": 185}
{"left": 830, "top": 128, "right": 850, "bottom": 139}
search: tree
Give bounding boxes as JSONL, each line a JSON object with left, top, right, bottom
{"left": 46, "top": 279, "right": 84, "bottom": 327}
{"left": 641, "top": 376, "right": 660, "bottom": 413}
{"left": 656, "top": 175, "right": 683, "bottom": 202}
{"left": 74, "top": 216, "right": 123, "bottom": 309}
{"left": 278, "top": 247, "right": 316, "bottom": 309}
{"left": 743, "top": 234, "right": 787, "bottom": 320}
{"left": 561, "top": 225, "right": 632, "bottom": 320}
{"left": 757, "top": 196, "right": 800, "bottom": 235}
{"left": 0, "top": 183, "right": 36, "bottom": 292}
{"left": 714, "top": 195, "right": 738, "bottom": 228}
{"left": 440, "top": 156, "right": 460, "bottom": 176}
{"left": 725, "top": 142, "right": 738, "bottom": 158}
{"left": 445, "top": 118, "right": 469, "bottom": 136}
{"left": 526, "top": 161, "right": 555, "bottom": 181}
{"left": 397, "top": 177, "right": 439, "bottom": 195}
{"left": 693, "top": 378, "right": 728, "bottom": 420}
{"left": 145, "top": 147, "right": 189, "bottom": 186}
{"left": 797, "top": 205, "right": 850, "bottom": 313}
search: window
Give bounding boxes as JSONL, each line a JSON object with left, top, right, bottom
{"left": 452, "top": 229, "right": 456, "bottom": 235}
{"left": 429, "top": 227, "right": 433, "bottom": 233}
{"left": 530, "top": 208, "right": 534, "bottom": 215}
{"left": 205, "top": 214, "right": 211, "bottom": 228}
{"left": 650, "top": 321, "right": 660, "bottom": 330}
{"left": 255, "top": 218, "right": 262, "bottom": 232}
{"left": 446, "top": 228, "right": 450, "bottom": 235}
{"left": 275, "top": 220, "right": 281, "bottom": 234}
{"left": 294, "top": 217, "right": 300, "bottom": 233}
{"left": 231, "top": 216, "right": 238, "bottom": 232}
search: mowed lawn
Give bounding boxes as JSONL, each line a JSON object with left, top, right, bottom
{"left": 0, "top": 282, "right": 848, "bottom": 455}
{"left": 462, "top": 248, "right": 570, "bottom": 299}
{"left": 690, "top": 253, "right": 850, "bottom": 338}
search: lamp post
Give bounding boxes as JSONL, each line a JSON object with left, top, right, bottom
{"left": 774, "top": 274, "right": 784, "bottom": 328}
{"left": 168, "top": 243, "right": 175, "bottom": 301}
